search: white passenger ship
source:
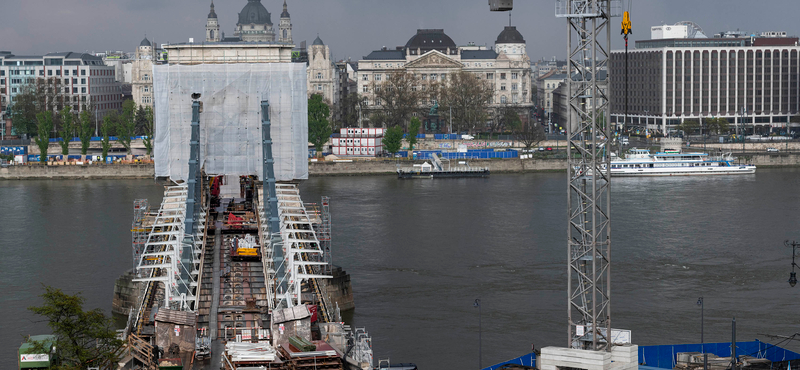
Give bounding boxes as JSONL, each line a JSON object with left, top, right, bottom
{"left": 610, "top": 148, "right": 756, "bottom": 176}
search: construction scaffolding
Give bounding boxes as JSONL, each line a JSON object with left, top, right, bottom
{"left": 133, "top": 185, "right": 204, "bottom": 313}
{"left": 132, "top": 199, "right": 150, "bottom": 274}
{"left": 256, "top": 183, "right": 334, "bottom": 312}
{"left": 319, "top": 196, "right": 332, "bottom": 276}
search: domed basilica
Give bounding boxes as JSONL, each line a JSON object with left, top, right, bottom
{"left": 205, "top": 0, "right": 292, "bottom": 44}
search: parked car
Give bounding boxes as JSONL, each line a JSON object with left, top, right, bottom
{"left": 545, "top": 147, "right": 553, "bottom": 151}
{"left": 461, "top": 134, "right": 475, "bottom": 140}
{"left": 766, "top": 148, "right": 779, "bottom": 153}
{"left": 538, "top": 147, "right": 545, "bottom": 152}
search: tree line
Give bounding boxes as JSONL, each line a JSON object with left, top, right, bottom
{"left": 9, "top": 79, "right": 154, "bottom": 163}
{"left": 320, "top": 71, "right": 545, "bottom": 154}
{"left": 677, "top": 117, "right": 730, "bottom": 136}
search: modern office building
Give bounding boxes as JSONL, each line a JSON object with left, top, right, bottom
{"left": 0, "top": 51, "right": 123, "bottom": 123}
{"left": 610, "top": 23, "right": 800, "bottom": 134}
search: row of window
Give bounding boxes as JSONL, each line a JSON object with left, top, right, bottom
{"left": 359, "top": 71, "right": 522, "bottom": 82}
{"left": 372, "top": 63, "right": 404, "bottom": 69}
{"left": 363, "top": 93, "right": 524, "bottom": 106}
{"left": 464, "top": 62, "right": 496, "bottom": 68}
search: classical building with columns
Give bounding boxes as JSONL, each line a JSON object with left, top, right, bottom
{"left": 357, "top": 27, "right": 533, "bottom": 130}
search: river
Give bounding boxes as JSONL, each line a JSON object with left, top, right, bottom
{"left": 2, "top": 170, "right": 799, "bottom": 369}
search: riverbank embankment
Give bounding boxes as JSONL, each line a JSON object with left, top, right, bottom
{"left": 2, "top": 153, "right": 799, "bottom": 179}
{"left": 0, "top": 163, "right": 155, "bottom": 179}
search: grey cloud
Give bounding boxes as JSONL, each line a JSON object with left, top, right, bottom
{"left": 4, "top": 0, "right": 798, "bottom": 62}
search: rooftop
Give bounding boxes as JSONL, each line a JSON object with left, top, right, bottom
{"left": 495, "top": 26, "right": 526, "bottom": 44}
{"left": 405, "top": 29, "right": 457, "bottom": 51}
{"left": 363, "top": 50, "right": 405, "bottom": 60}
{"left": 461, "top": 49, "right": 498, "bottom": 60}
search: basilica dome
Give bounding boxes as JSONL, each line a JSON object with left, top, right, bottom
{"left": 238, "top": 0, "right": 272, "bottom": 25}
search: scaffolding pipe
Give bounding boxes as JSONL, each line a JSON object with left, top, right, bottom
{"left": 181, "top": 100, "right": 201, "bottom": 298}
{"left": 262, "top": 100, "right": 288, "bottom": 308}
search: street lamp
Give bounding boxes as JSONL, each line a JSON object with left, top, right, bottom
{"left": 697, "top": 297, "right": 707, "bottom": 370}
{"left": 474, "top": 298, "right": 482, "bottom": 369}
{"left": 786, "top": 240, "right": 798, "bottom": 287}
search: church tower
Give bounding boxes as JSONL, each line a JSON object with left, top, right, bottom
{"left": 206, "top": 1, "right": 220, "bottom": 42}
{"left": 278, "top": 0, "right": 293, "bottom": 44}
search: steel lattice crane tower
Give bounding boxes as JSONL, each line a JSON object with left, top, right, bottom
{"left": 491, "top": 0, "right": 618, "bottom": 351}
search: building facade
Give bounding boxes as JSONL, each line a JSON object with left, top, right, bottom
{"left": 357, "top": 27, "right": 533, "bottom": 130}
{"left": 611, "top": 30, "right": 800, "bottom": 134}
{"left": 537, "top": 70, "right": 567, "bottom": 116}
{"left": 0, "top": 51, "right": 122, "bottom": 125}
{"left": 132, "top": 37, "right": 161, "bottom": 110}
{"left": 307, "top": 37, "right": 340, "bottom": 106}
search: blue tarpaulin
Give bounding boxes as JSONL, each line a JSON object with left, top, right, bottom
{"left": 483, "top": 352, "right": 536, "bottom": 370}
{"left": 639, "top": 340, "right": 800, "bottom": 369}
{"left": 484, "top": 341, "right": 800, "bottom": 370}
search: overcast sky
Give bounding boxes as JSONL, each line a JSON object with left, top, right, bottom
{"left": 2, "top": 0, "right": 798, "bottom": 62}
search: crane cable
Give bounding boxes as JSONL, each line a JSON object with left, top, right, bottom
{"left": 620, "top": 0, "right": 633, "bottom": 153}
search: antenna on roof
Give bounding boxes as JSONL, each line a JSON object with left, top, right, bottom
{"left": 509, "top": 12, "right": 512, "bottom": 27}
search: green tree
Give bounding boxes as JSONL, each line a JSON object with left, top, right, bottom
{"left": 407, "top": 117, "right": 421, "bottom": 155}
{"left": 115, "top": 100, "right": 137, "bottom": 155}
{"left": 704, "top": 117, "right": 730, "bottom": 135}
{"left": 140, "top": 106, "right": 154, "bottom": 156}
{"left": 34, "top": 111, "right": 53, "bottom": 163}
{"left": 11, "top": 78, "right": 67, "bottom": 136}
{"left": 101, "top": 112, "right": 116, "bottom": 162}
{"left": 57, "top": 106, "right": 74, "bottom": 156}
{"left": 9, "top": 84, "right": 40, "bottom": 136}
{"left": 308, "top": 94, "right": 332, "bottom": 157}
{"left": 28, "top": 285, "right": 123, "bottom": 370}
{"left": 382, "top": 126, "right": 403, "bottom": 155}
{"left": 78, "top": 109, "right": 93, "bottom": 156}
{"left": 678, "top": 119, "right": 700, "bottom": 135}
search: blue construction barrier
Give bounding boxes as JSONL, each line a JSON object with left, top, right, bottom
{"left": 413, "top": 149, "right": 518, "bottom": 160}
{"left": 639, "top": 340, "right": 800, "bottom": 369}
{"left": 483, "top": 352, "right": 536, "bottom": 370}
{"left": 49, "top": 136, "right": 140, "bottom": 142}
{"left": 27, "top": 154, "right": 64, "bottom": 161}
{"left": 434, "top": 134, "right": 460, "bottom": 140}
{"left": 1, "top": 146, "right": 28, "bottom": 155}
